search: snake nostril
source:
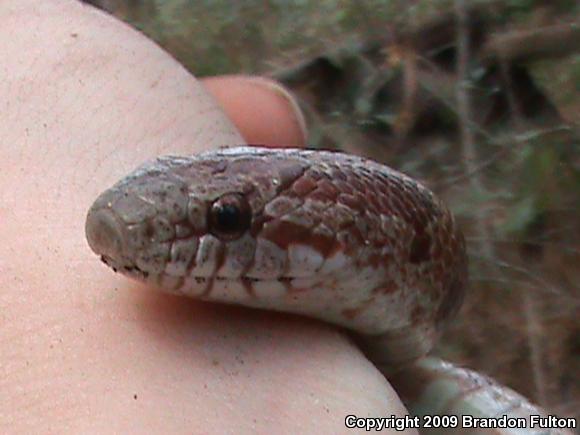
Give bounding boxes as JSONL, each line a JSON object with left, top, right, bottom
{"left": 85, "top": 207, "right": 126, "bottom": 260}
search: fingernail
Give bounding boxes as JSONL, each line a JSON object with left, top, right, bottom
{"left": 243, "top": 76, "right": 308, "bottom": 146}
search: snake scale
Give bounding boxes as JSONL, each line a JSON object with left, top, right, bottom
{"left": 85, "top": 146, "right": 574, "bottom": 434}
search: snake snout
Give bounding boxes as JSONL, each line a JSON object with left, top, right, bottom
{"left": 85, "top": 185, "right": 176, "bottom": 280}
{"left": 85, "top": 206, "right": 128, "bottom": 264}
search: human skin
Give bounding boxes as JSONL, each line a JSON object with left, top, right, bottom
{"left": 0, "top": 1, "right": 417, "bottom": 433}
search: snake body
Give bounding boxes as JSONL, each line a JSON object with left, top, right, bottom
{"left": 85, "top": 147, "right": 572, "bottom": 434}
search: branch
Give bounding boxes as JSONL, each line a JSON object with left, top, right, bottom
{"left": 482, "top": 22, "right": 580, "bottom": 64}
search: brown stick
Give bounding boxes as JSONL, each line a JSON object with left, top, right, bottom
{"left": 482, "top": 22, "right": 580, "bottom": 63}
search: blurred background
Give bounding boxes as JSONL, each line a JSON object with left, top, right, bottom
{"left": 82, "top": 0, "right": 579, "bottom": 420}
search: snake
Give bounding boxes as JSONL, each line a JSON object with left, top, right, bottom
{"left": 85, "top": 146, "right": 574, "bottom": 434}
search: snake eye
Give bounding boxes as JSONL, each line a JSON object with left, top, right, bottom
{"left": 208, "top": 193, "right": 251, "bottom": 240}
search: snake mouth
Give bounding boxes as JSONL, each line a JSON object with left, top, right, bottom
{"left": 99, "top": 254, "right": 150, "bottom": 280}
{"left": 188, "top": 276, "right": 294, "bottom": 284}
{"left": 98, "top": 251, "right": 296, "bottom": 288}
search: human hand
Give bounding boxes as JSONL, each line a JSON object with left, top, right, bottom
{"left": 0, "top": 1, "right": 415, "bottom": 433}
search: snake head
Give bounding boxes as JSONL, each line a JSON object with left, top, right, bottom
{"left": 86, "top": 146, "right": 467, "bottom": 366}
{"left": 85, "top": 147, "right": 312, "bottom": 294}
